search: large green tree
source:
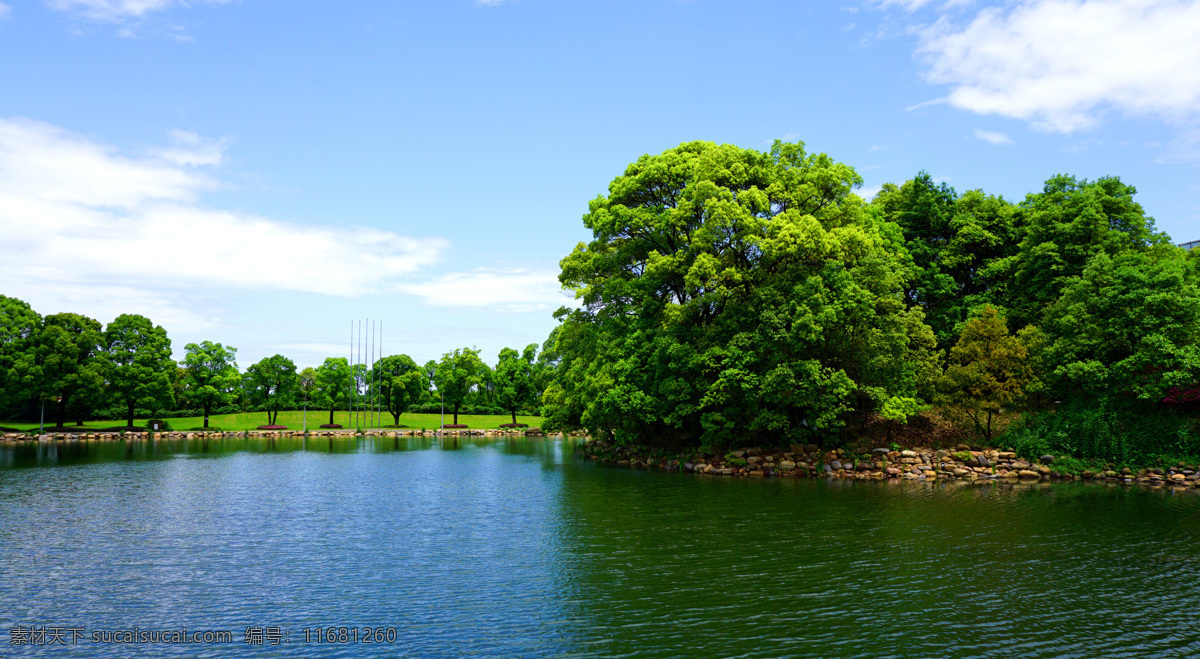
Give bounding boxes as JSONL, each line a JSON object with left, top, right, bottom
{"left": 936, "top": 306, "right": 1034, "bottom": 443}
{"left": 433, "top": 347, "right": 484, "bottom": 425}
{"left": 373, "top": 354, "right": 426, "bottom": 425}
{"left": 245, "top": 354, "right": 298, "bottom": 426}
{"left": 495, "top": 345, "right": 538, "bottom": 425}
{"left": 25, "top": 313, "right": 107, "bottom": 427}
{"left": 181, "top": 341, "right": 240, "bottom": 428}
{"left": 873, "top": 173, "right": 1020, "bottom": 345}
{"left": 1041, "top": 247, "right": 1200, "bottom": 405}
{"left": 103, "top": 314, "right": 175, "bottom": 428}
{"left": 314, "top": 357, "right": 353, "bottom": 425}
{"left": 1000, "top": 174, "right": 1167, "bottom": 328}
{"left": 549, "top": 140, "right": 939, "bottom": 447}
{"left": 0, "top": 295, "right": 41, "bottom": 413}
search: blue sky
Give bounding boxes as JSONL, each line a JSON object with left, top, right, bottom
{"left": 2, "top": 0, "right": 1198, "bottom": 369}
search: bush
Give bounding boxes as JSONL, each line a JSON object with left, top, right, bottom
{"left": 257, "top": 425, "right": 287, "bottom": 430}
{"left": 319, "top": 424, "right": 342, "bottom": 429}
{"left": 441, "top": 424, "right": 468, "bottom": 429}
{"left": 1006, "top": 400, "right": 1200, "bottom": 463}
{"left": 499, "top": 423, "right": 529, "bottom": 428}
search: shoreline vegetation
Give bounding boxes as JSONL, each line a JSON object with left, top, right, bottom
{"left": 4, "top": 139, "right": 1199, "bottom": 472}
{"left": 0, "top": 410, "right": 543, "bottom": 434}
{"left": 542, "top": 140, "right": 1200, "bottom": 471}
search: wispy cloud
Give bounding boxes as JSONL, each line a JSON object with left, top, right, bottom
{"left": 0, "top": 2, "right": 12, "bottom": 20}
{"left": 974, "top": 128, "right": 1013, "bottom": 145}
{"left": 0, "top": 117, "right": 447, "bottom": 327}
{"left": 150, "top": 129, "right": 228, "bottom": 166}
{"left": 44, "top": 0, "right": 230, "bottom": 22}
{"left": 915, "top": 0, "right": 1200, "bottom": 135}
{"left": 397, "top": 268, "right": 573, "bottom": 312}
{"left": 857, "top": 184, "right": 884, "bottom": 200}
{"left": 869, "top": 0, "right": 973, "bottom": 11}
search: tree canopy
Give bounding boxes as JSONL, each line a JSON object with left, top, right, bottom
{"left": 245, "top": 354, "right": 299, "bottom": 426}
{"left": 548, "top": 139, "right": 938, "bottom": 447}
{"left": 373, "top": 354, "right": 425, "bottom": 425}
{"left": 433, "top": 348, "right": 484, "bottom": 425}
{"left": 104, "top": 314, "right": 175, "bottom": 428}
{"left": 181, "top": 341, "right": 240, "bottom": 428}
{"left": 314, "top": 357, "right": 353, "bottom": 425}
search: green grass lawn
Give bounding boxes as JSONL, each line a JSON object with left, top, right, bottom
{"left": 1, "top": 410, "right": 543, "bottom": 433}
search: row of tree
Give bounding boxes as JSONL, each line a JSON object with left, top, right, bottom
{"left": 0, "top": 299, "right": 557, "bottom": 429}
{"left": 541, "top": 140, "right": 1200, "bottom": 460}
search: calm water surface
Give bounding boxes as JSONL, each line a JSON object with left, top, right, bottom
{"left": 2, "top": 436, "right": 1200, "bottom": 658}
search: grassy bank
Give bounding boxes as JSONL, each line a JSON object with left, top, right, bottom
{"left": 1, "top": 410, "right": 542, "bottom": 433}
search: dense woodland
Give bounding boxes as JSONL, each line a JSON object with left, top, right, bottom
{"left": 543, "top": 140, "right": 1200, "bottom": 462}
{"left": 0, "top": 304, "right": 555, "bottom": 430}
{"left": 3, "top": 139, "right": 1199, "bottom": 462}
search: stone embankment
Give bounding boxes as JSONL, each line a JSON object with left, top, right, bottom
{"left": 0, "top": 428, "right": 559, "bottom": 442}
{"left": 580, "top": 440, "right": 1200, "bottom": 490}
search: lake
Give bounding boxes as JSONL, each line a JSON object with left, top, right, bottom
{"left": 2, "top": 436, "right": 1199, "bottom": 657}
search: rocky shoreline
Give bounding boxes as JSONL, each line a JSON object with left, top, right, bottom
{"left": 579, "top": 440, "right": 1200, "bottom": 491}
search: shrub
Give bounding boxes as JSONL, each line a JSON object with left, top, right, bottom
{"left": 441, "top": 424, "right": 468, "bottom": 429}
{"left": 257, "top": 425, "right": 287, "bottom": 430}
{"left": 499, "top": 423, "right": 529, "bottom": 428}
{"left": 319, "top": 424, "right": 342, "bottom": 429}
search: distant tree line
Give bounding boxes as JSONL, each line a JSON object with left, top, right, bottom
{"left": 0, "top": 302, "right": 557, "bottom": 429}
{"left": 542, "top": 140, "right": 1200, "bottom": 462}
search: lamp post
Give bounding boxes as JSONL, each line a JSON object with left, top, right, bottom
{"left": 440, "top": 391, "right": 444, "bottom": 430}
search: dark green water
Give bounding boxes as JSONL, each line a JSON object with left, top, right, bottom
{"left": 2, "top": 436, "right": 1199, "bottom": 658}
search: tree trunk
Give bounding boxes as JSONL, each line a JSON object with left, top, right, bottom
{"left": 392, "top": 410, "right": 400, "bottom": 425}
{"left": 203, "top": 401, "right": 211, "bottom": 428}
{"left": 511, "top": 409, "right": 517, "bottom": 425}
{"left": 453, "top": 403, "right": 459, "bottom": 425}
{"left": 128, "top": 400, "right": 136, "bottom": 429}
{"left": 55, "top": 399, "right": 66, "bottom": 428}
{"left": 329, "top": 407, "right": 335, "bottom": 425}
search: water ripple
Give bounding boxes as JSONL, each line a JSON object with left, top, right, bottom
{"left": 1, "top": 439, "right": 1199, "bottom": 657}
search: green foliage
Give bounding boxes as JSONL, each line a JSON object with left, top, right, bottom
{"left": 314, "top": 357, "right": 353, "bottom": 425}
{"left": 0, "top": 295, "right": 41, "bottom": 412}
{"left": 1041, "top": 247, "right": 1200, "bottom": 404}
{"left": 373, "top": 354, "right": 425, "bottom": 425}
{"left": 549, "top": 139, "right": 938, "bottom": 448}
{"left": 433, "top": 347, "right": 484, "bottom": 425}
{"left": 873, "top": 173, "right": 1020, "bottom": 346}
{"left": 245, "top": 354, "right": 298, "bottom": 425}
{"left": 104, "top": 314, "right": 174, "bottom": 428}
{"left": 1002, "top": 174, "right": 1168, "bottom": 328}
{"left": 181, "top": 341, "right": 240, "bottom": 428}
{"left": 936, "top": 306, "right": 1034, "bottom": 443}
{"left": 1007, "top": 401, "right": 1200, "bottom": 463}
{"left": 495, "top": 345, "right": 538, "bottom": 425}
{"left": 12, "top": 312, "right": 107, "bottom": 427}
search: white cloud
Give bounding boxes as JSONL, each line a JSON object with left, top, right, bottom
{"left": 150, "top": 129, "right": 228, "bottom": 166}
{"left": 0, "top": 117, "right": 447, "bottom": 327}
{"left": 871, "top": 0, "right": 973, "bottom": 11}
{"left": 856, "top": 184, "right": 884, "bottom": 200}
{"left": 397, "top": 268, "right": 572, "bottom": 312}
{"left": 44, "top": 0, "right": 229, "bottom": 22}
{"left": 0, "top": 2, "right": 12, "bottom": 20}
{"left": 916, "top": 0, "right": 1200, "bottom": 133}
{"left": 974, "top": 128, "right": 1013, "bottom": 144}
